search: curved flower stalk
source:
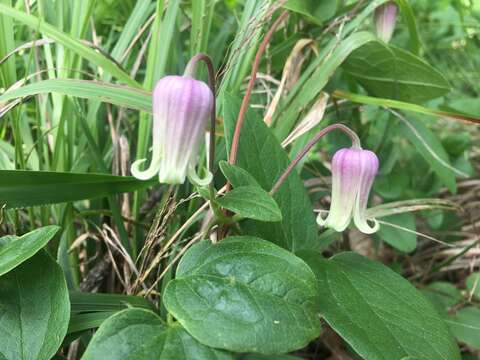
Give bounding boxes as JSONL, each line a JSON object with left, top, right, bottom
{"left": 317, "top": 147, "right": 380, "bottom": 234}
{"left": 131, "top": 58, "right": 214, "bottom": 185}
{"left": 374, "top": 1, "right": 398, "bottom": 43}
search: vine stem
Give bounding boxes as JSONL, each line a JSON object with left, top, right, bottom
{"left": 228, "top": 10, "right": 289, "bottom": 169}
{"left": 269, "top": 124, "right": 361, "bottom": 195}
{"left": 184, "top": 53, "right": 217, "bottom": 176}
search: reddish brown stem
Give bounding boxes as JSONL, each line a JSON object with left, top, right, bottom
{"left": 228, "top": 10, "right": 289, "bottom": 167}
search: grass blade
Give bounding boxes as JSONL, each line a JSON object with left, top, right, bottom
{"left": 0, "top": 3, "right": 140, "bottom": 87}
{"left": 0, "top": 79, "right": 151, "bottom": 113}
{"left": 0, "top": 170, "right": 154, "bottom": 209}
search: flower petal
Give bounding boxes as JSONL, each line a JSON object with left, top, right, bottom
{"left": 130, "top": 152, "right": 161, "bottom": 181}
{"left": 319, "top": 148, "right": 362, "bottom": 232}
{"left": 188, "top": 165, "right": 213, "bottom": 187}
{"left": 374, "top": 2, "right": 398, "bottom": 43}
{"left": 353, "top": 149, "right": 380, "bottom": 234}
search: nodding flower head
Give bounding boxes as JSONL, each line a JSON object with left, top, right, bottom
{"left": 131, "top": 73, "right": 214, "bottom": 185}
{"left": 317, "top": 147, "right": 380, "bottom": 234}
{"left": 374, "top": 1, "right": 398, "bottom": 43}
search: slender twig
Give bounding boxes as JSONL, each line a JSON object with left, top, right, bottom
{"left": 269, "top": 124, "right": 361, "bottom": 195}
{"left": 228, "top": 11, "right": 289, "bottom": 167}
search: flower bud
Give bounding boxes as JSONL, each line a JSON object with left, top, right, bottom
{"left": 374, "top": 2, "right": 398, "bottom": 43}
{"left": 131, "top": 74, "right": 214, "bottom": 184}
{"left": 317, "top": 147, "right": 379, "bottom": 234}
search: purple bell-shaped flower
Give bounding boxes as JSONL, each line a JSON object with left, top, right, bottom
{"left": 131, "top": 71, "right": 214, "bottom": 185}
{"left": 374, "top": 1, "right": 398, "bottom": 43}
{"left": 317, "top": 147, "right": 380, "bottom": 234}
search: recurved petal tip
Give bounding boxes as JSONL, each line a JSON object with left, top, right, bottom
{"left": 131, "top": 158, "right": 160, "bottom": 181}
{"left": 354, "top": 215, "right": 380, "bottom": 234}
{"left": 188, "top": 165, "right": 213, "bottom": 187}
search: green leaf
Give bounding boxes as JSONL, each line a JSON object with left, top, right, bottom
{"left": 241, "top": 355, "right": 302, "bottom": 360}
{"left": 283, "top": 0, "right": 337, "bottom": 24}
{"left": 219, "top": 161, "right": 259, "bottom": 187}
{"left": 82, "top": 308, "right": 233, "bottom": 360}
{"left": 446, "top": 307, "right": 480, "bottom": 350}
{"left": 216, "top": 186, "right": 282, "bottom": 222}
{"left": 223, "top": 93, "right": 318, "bottom": 251}
{"left": 376, "top": 213, "right": 417, "bottom": 252}
{"left": 398, "top": 116, "right": 457, "bottom": 193}
{"left": 0, "top": 79, "right": 151, "bottom": 112}
{"left": 0, "top": 170, "right": 154, "bottom": 209}
{"left": 0, "top": 3, "right": 139, "bottom": 87}
{"left": 0, "top": 251, "right": 70, "bottom": 360}
{"left": 0, "top": 225, "right": 60, "bottom": 276}
{"left": 343, "top": 41, "right": 450, "bottom": 103}
{"left": 300, "top": 251, "right": 460, "bottom": 360}
{"left": 465, "top": 273, "right": 480, "bottom": 300}
{"left": 163, "top": 237, "right": 321, "bottom": 354}
{"left": 422, "top": 282, "right": 462, "bottom": 315}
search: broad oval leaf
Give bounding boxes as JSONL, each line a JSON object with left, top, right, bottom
{"left": 163, "top": 237, "right": 321, "bottom": 354}
{"left": 0, "top": 170, "right": 153, "bottom": 209}
{"left": 216, "top": 186, "right": 282, "bottom": 222}
{"left": 82, "top": 308, "right": 233, "bottom": 360}
{"left": 242, "top": 355, "right": 302, "bottom": 360}
{"left": 0, "top": 251, "right": 70, "bottom": 360}
{"left": 343, "top": 41, "right": 451, "bottom": 103}
{"left": 300, "top": 251, "right": 460, "bottom": 360}
{"left": 0, "top": 225, "right": 60, "bottom": 276}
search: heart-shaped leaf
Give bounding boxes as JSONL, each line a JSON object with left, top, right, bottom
{"left": 0, "top": 225, "right": 60, "bottom": 276}
{"left": 300, "top": 251, "right": 460, "bottom": 360}
{"left": 81, "top": 308, "right": 233, "bottom": 360}
{"left": 0, "top": 251, "right": 70, "bottom": 360}
{"left": 163, "top": 237, "right": 321, "bottom": 354}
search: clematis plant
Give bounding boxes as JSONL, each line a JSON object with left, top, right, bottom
{"left": 374, "top": 1, "right": 398, "bottom": 43}
{"left": 131, "top": 55, "right": 215, "bottom": 185}
{"left": 316, "top": 146, "right": 379, "bottom": 234}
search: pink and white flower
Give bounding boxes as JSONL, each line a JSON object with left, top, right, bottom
{"left": 374, "top": 2, "right": 398, "bottom": 43}
{"left": 317, "top": 147, "right": 380, "bottom": 234}
{"left": 131, "top": 74, "right": 214, "bottom": 185}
